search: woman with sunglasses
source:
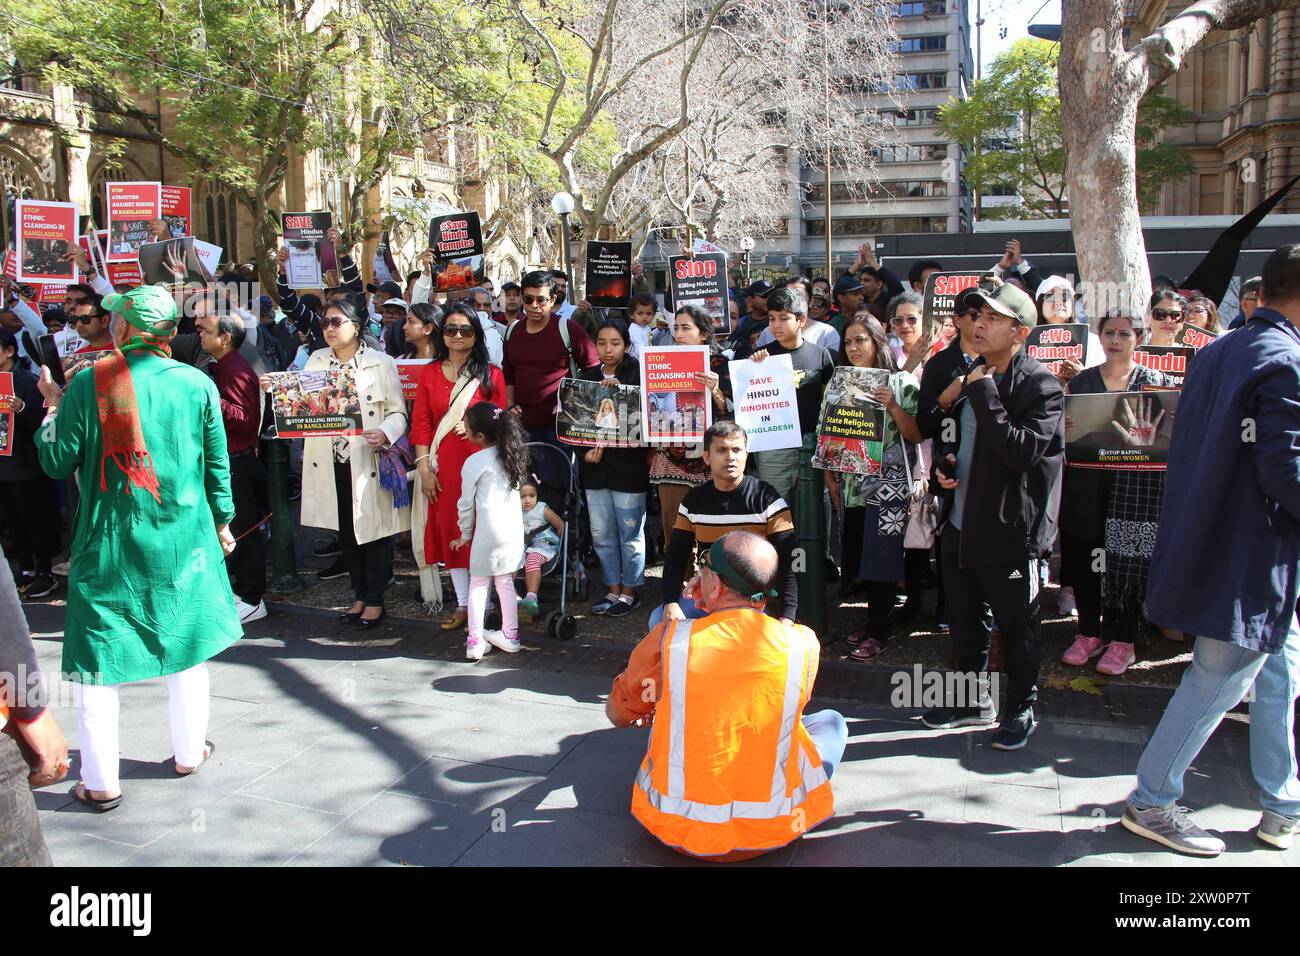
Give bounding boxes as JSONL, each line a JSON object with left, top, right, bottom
{"left": 1184, "top": 296, "right": 1222, "bottom": 334}
{"left": 410, "top": 303, "right": 505, "bottom": 632}
{"left": 1146, "top": 291, "right": 1187, "bottom": 346}
{"left": 887, "top": 290, "right": 939, "bottom": 374}
{"left": 268, "top": 298, "right": 409, "bottom": 628}
{"left": 1059, "top": 312, "right": 1171, "bottom": 677}
{"left": 828, "top": 312, "right": 924, "bottom": 661}
{"left": 648, "top": 305, "right": 733, "bottom": 552}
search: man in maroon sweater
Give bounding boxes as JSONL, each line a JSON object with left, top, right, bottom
{"left": 503, "top": 269, "right": 598, "bottom": 445}
{"left": 196, "top": 295, "right": 268, "bottom": 623}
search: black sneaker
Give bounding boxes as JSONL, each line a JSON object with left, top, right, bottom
{"left": 24, "top": 574, "right": 59, "bottom": 599}
{"left": 990, "top": 709, "right": 1037, "bottom": 751}
{"left": 15, "top": 570, "right": 37, "bottom": 593}
{"left": 825, "top": 558, "right": 840, "bottom": 581}
{"left": 921, "top": 702, "right": 997, "bottom": 730}
{"left": 312, "top": 537, "right": 341, "bottom": 559}
{"left": 317, "top": 558, "right": 348, "bottom": 581}
{"left": 606, "top": 595, "right": 641, "bottom": 617}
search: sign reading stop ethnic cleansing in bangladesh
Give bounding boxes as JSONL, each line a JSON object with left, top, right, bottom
{"left": 1133, "top": 344, "right": 1193, "bottom": 389}
{"left": 15, "top": 200, "right": 78, "bottom": 285}
{"left": 1025, "top": 323, "right": 1088, "bottom": 375}
{"left": 106, "top": 181, "right": 162, "bottom": 262}
{"left": 639, "top": 345, "right": 711, "bottom": 444}
{"left": 669, "top": 252, "right": 730, "bottom": 334}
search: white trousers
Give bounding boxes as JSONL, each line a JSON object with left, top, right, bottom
{"left": 77, "top": 662, "right": 211, "bottom": 794}
{"left": 449, "top": 567, "right": 470, "bottom": 607}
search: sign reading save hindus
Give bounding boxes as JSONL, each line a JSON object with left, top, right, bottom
{"left": 728, "top": 355, "right": 801, "bottom": 452}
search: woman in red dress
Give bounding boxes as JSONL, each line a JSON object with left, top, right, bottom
{"left": 410, "top": 302, "right": 506, "bottom": 631}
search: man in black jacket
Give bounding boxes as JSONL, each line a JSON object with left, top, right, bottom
{"left": 921, "top": 280, "right": 1064, "bottom": 751}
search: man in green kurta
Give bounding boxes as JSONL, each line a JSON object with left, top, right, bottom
{"left": 36, "top": 285, "right": 242, "bottom": 811}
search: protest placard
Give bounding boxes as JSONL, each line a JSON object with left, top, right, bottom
{"left": 61, "top": 348, "right": 114, "bottom": 383}
{"left": 79, "top": 229, "right": 108, "bottom": 280}
{"left": 640, "top": 345, "right": 710, "bottom": 444}
{"left": 282, "top": 212, "right": 333, "bottom": 289}
{"left": 137, "top": 237, "right": 209, "bottom": 287}
{"left": 36, "top": 284, "right": 67, "bottom": 305}
{"left": 266, "top": 368, "right": 363, "bottom": 438}
{"left": 1065, "top": 390, "right": 1179, "bottom": 470}
{"left": 921, "top": 270, "right": 984, "bottom": 338}
{"left": 585, "top": 241, "right": 633, "bottom": 309}
{"left": 193, "top": 239, "right": 222, "bottom": 281}
{"left": 161, "top": 186, "right": 191, "bottom": 238}
{"left": 106, "top": 261, "right": 143, "bottom": 287}
{"left": 106, "top": 181, "right": 162, "bottom": 262}
{"left": 668, "top": 252, "right": 730, "bottom": 334}
{"left": 1174, "top": 324, "right": 1217, "bottom": 350}
{"left": 728, "top": 355, "right": 801, "bottom": 452}
{"left": 556, "top": 376, "right": 642, "bottom": 447}
{"left": 16, "top": 200, "right": 78, "bottom": 285}
{"left": 428, "top": 211, "right": 485, "bottom": 292}
{"left": 1025, "top": 322, "right": 1087, "bottom": 375}
{"left": 812, "top": 366, "right": 889, "bottom": 475}
{"left": 394, "top": 359, "right": 432, "bottom": 402}
{"left": 0, "top": 372, "right": 13, "bottom": 457}
{"left": 1133, "top": 344, "right": 1193, "bottom": 388}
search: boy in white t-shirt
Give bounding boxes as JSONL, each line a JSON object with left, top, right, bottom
{"left": 627, "top": 292, "right": 656, "bottom": 358}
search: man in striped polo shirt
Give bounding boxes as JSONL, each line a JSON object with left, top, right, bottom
{"left": 651, "top": 421, "right": 799, "bottom": 628}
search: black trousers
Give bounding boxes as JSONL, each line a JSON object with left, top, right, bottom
{"left": 1061, "top": 532, "right": 1143, "bottom": 643}
{"left": 0, "top": 476, "right": 61, "bottom": 574}
{"left": 334, "top": 462, "right": 393, "bottom": 606}
{"left": 941, "top": 527, "right": 1042, "bottom": 716}
{"left": 227, "top": 451, "right": 268, "bottom": 605}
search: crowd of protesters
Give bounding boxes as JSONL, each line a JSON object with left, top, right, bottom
{"left": 2, "top": 226, "right": 1297, "bottom": 864}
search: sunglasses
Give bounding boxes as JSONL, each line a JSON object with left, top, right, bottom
{"left": 73, "top": 315, "right": 100, "bottom": 325}
{"left": 521, "top": 295, "right": 551, "bottom": 306}
{"left": 443, "top": 325, "right": 475, "bottom": 337}
{"left": 321, "top": 316, "right": 352, "bottom": 330}
{"left": 1151, "top": 308, "right": 1183, "bottom": 321}
{"left": 891, "top": 315, "right": 918, "bottom": 326}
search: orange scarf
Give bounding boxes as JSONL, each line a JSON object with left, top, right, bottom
{"left": 92, "top": 338, "right": 169, "bottom": 503}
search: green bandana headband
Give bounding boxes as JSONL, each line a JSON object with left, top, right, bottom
{"left": 702, "top": 537, "right": 779, "bottom": 602}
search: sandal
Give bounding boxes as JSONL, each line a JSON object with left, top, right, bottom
{"left": 440, "top": 607, "right": 469, "bottom": 632}
{"left": 175, "top": 740, "right": 215, "bottom": 777}
{"left": 844, "top": 629, "right": 868, "bottom": 647}
{"left": 850, "top": 638, "right": 889, "bottom": 662}
{"left": 71, "top": 781, "right": 122, "bottom": 813}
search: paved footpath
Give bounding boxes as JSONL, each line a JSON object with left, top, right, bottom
{"left": 25, "top": 603, "right": 1297, "bottom": 867}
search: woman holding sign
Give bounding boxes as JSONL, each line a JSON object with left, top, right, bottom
{"left": 827, "top": 313, "right": 923, "bottom": 662}
{"left": 409, "top": 304, "right": 505, "bottom": 632}
{"left": 1145, "top": 291, "right": 1187, "bottom": 347}
{"left": 1059, "top": 313, "right": 1169, "bottom": 676}
{"left": 649, "top": 305, "right": 732, "bottom": 550}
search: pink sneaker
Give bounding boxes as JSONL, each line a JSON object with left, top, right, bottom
{"left": 1096, "top": 641, "right": 1136, "bottom": 676}
{"left": 1062, "top": 635, "right": 1103, "bottom": 666}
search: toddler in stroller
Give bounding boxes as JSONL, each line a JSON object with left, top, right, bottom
{"left": 518, "top": 478, "right": 564, "bottom": 620}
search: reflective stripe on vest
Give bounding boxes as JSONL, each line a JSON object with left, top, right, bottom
{"left": 637, "top": 618, "right": 829, "bottom": 824}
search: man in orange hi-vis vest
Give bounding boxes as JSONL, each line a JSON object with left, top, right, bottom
{"left": 607, "top": 530, "right": 848, "bottom": 861}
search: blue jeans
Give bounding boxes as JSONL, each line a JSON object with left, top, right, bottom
{"left": 585, "top": 489, "right": 646, "bottom": 589}
{"left": 647, "top": 596, "right": 707, "bottom": 629}
{"left": 1132, "top": 614, "right": 1300, "bottom": 819}
{"left": 802, "top": 709, "right": 848, "bottom": 779}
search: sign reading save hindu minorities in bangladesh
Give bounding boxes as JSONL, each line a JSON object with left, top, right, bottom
{"left": 728, "top": 355, "right": 801, "bottom": 453}
{"left": 106, "top": 181, "right": 162, "bottom": 262}
{"left": 1025, "top": 323, "right": 1087, "bottom": 376}
{"left": 266, "top": 368, "right": 363, "bottom": 438}
{"left": 812, "top": 366, "right": 889, "bottom": 475}
{"left": 585, "top": 241, "right": 633, "bottom": 309}
{"left": 428, "top": 211, "right": 486, "bottom": 292}
{"left": 556, "top": 376, "right": 642, "bottom": 448}
{"left": 639, "top": 345, "right": 711, "bottom": 444}
{"left": 1064, "top": 390, "right": 1180, "bottom": 470}
{"left": 15, "top": 200, "right": 78, "bottom": 285}
{"left": 668, "top": 252, "right": 730, "bottom": 334}
{"left": 1133, "top": 344, "right": 1193, "bottom": 389}
{"left": 1174, "top": 324, "right": 1217, "bottom": 350}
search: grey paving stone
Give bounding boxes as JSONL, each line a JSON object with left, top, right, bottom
{"left": 500, "top": 670, "right": 613, "bottom": 710}
{"left": 287, "top": 791, "right": 493, "bottom": 867}
{"left": 523, "top": 726, "right": 649, "bottom": 817}
{"left": 795, "top": 819, "right": 964, "bottom": 866}
{"left": 201, "top": 722, "right": 323, "bottom": 771}
{"left": 122, "top": 794, "right": 340, "bottom": 867}
{"left": 388, "top": 753, "right": 543, "bottom": 813}
{"left": 964, "top": 779, "right": 1063, "bottom": 831}
{"left": 41, "top": 827, "right": 140, "bottom": 867}
{"left": 388, "top": 665, "right": 546, "bottom": 713}
{"left": 452, "top": 801, "right": 647, "bottom": 866}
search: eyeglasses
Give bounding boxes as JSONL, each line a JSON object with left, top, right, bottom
{"left": 521, "top": 295, "right": 551, "bottom": 306}
{"left": 891, "top": 315, "right": 918, "bottom": 326}
{"left": 321, "top": 316, "right": 350, "bottom": 329}
{"left": 1151, "top": 308, "right": 1183, "bottom": 321}
{"left": 443, "top": 325, "right": 475, "bottom": 337}
{"left": 1188, "top": 306, "right": 1209, "bottom": 315}
{"left": 72, "top": 315, "right": 99, "bottom": 325}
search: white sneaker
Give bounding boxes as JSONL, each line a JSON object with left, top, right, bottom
{"left": 466, "top": 636, "right": 492, "bottom": 661}
{"left": 52, "top": 560, "right": 70, "bottom": 577}
{"left": 236, "top": 599, "right": 268, "bottom": 623}
{"left": 484, "top": 629, "right": 521, "bottom": 654}
{"left": 1058, "top": 586, "right": 1077, "bottom": 617}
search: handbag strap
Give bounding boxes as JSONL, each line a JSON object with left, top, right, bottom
{"left": 429, "top": 374, "right": 481, "bottom": 468}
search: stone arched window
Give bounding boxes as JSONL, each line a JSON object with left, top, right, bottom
{"left": 90, "top": 160, "right": 150, "bottom": 228}
{"left": 202, "top": 184, "right": 239, "bottom": 263}
{"left": 0, "top": 147, "right": 46, "bottom": 251}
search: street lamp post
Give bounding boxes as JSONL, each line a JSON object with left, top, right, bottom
{"left": 551, "top": 191, "right": 575, "bottom": 304}
{"left": 739, "top": 235, "right": 755, "bottom": 287}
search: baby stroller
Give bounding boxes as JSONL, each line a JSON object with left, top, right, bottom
{"left": 522, "top": 441, "right": 588, "bottom": 640}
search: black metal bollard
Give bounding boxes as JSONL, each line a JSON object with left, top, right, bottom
{"left": 263, "top": 438, "right": 302, "bottom": 595}
{"left": 795, "top": 432, "right": 826, "bottom": 638}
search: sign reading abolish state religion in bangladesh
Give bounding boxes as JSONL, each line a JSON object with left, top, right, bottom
{"left": 668, "top": 252, "right": 730, "bottom": 334}
{"left": 921, "top": 270, "right": 984, "bottom": 336}
{"left": 106, "top": 181, "right": 162, "bottom": 262}
{"left": 1025, "top": 323, "right": 1088, "bottom": 376}
{"left": 428, "top": 211, "right": 485, "bottom": 292}
{"left": 728, "top": 355, "right": 801, "bottom": 453}
{"left": 1174, "top": 324, "right": 1217, "bottom": 350}
{"left": 585, "top": 241, "right": 633, "bottom": 309}
{"left": 556, "top": 376, "right": 642, "bottom": 448}
{"left": 640, "top": 345, "right": 711, "bottom": 444}
{"left": 282, "top": 212, "right": 334, "bottom": 289}
{"left": 1133, "top": 344, "right": 1193, "bottom": 389}
{"left": 265, "top": 368, "right": 363, "bottom": 438}
{"left": 1065, "top": 390, "right": 1180, "bottom": 470}
{"left": 15, "top": 200, "right": 78, "bottom": 285}
{"left": 812, "top": 366, "right": 889, "bottom": 475}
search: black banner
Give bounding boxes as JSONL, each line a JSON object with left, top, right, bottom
{"left": 1025, "top": 322, "right": 1088, "bottom": 375}
{"left": 585, "top": 241, "right": 633, "bottom": 309}
{"left": 1133, "top": 344, "right": 1193, "bottom": 388}
{"left": 668, "top": 252, "right": 730, "bottom": 334}
{"left": 428, "top": 211, "right": 485, "bottom": 292}
{"left": 922, "top": 270, "right": 984, "bottom": 338}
